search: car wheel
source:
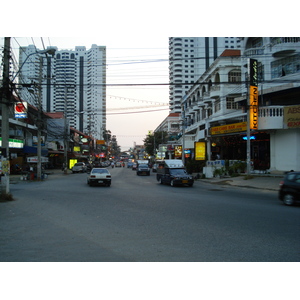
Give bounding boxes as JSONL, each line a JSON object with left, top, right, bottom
{"left": 283, "top": 193, "right": 294, "bottom": 206}
{"left": 189, "top": 183, "right": 193, "bottom": 187}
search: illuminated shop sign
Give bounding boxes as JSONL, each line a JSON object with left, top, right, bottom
{"left": 242, "top": 136, "right": 256, "bottom": 140}
{"left": 0, "top": 138, "right": 24, "bottom": 148}
{"left": 248, "top": 59, "right": 259, "bottom": 130}
{"left": 210, "top": 122, "right": 247, "bottom": 135}
{"left": 195, "top": 142, "right": 206, "bottom": 160}
{"left": 174, "top": 145, "right": 182, "bottom": 158}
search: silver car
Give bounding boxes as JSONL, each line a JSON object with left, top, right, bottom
{"left": 72, "top": 162, "right": 87, "bottom": 173}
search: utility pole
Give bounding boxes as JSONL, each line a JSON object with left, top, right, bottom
{"left": 37, "top": 56, "right": 43, "bottom": 180}
{"left": 1, "top": 37, "right": 11, "bottom": 194}
{"left": 64, "top": 86, "right": 69, "bottom": 174}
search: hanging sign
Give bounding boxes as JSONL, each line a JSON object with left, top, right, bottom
{"left": 15, "top": 102, "right": 28, "bottom": 118}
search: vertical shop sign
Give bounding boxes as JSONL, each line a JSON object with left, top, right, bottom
{"left": 248, "top": 59, "right": 259, "bottom": 130}
{"left": 195, "top": 142, "right": 206, "bottom": 160}
{"left": 174, "top": 145, "right": 182, "bottom": 158}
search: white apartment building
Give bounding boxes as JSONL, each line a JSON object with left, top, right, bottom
{"left": 180, "top": 37, "right": 300, "bottom": 173}
{"left": 18, "top": 44, "right": 106, "bottom": 140}
{"left": 168, "top": 37, "right": 241, "bottom": 113}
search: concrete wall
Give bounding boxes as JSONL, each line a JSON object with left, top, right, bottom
{"left": 270, "top": 129, "right": 300, "bottom": 172}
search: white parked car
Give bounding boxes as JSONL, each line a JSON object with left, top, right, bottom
{"left": 87, "top": 168, "right": 111, "bottom": 187}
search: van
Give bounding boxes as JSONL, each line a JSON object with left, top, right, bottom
{"left": 156, "top": 159, "right": 194, "bottom": 187}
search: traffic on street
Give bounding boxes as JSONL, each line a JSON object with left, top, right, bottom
{"left": 0, "top": 164, "right": 299, "bottom": 262}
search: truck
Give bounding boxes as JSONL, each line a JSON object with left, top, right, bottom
{"left": 156, "top": 159, "right": 194, "bottom": 187}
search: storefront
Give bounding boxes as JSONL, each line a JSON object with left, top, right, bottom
{"left": 209, "top": 122, "right": 270, "bottom": 171}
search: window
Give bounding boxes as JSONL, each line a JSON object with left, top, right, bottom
{"left": 214, "top": 100, "right": 221, "bottom": 112}
{"left": 228, "top": 69, "right": 241, "bottom": 82}
{"left": 271, "top": 54, "right": 300, "bottom": 78}
{"left": 226, "top": 97, "right": 239, "bottom": 109}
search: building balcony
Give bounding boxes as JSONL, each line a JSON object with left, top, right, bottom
{"left": 203, "top": 91, "right": 211, "bottom": 101}
{"left": 258, "top": 106, "right": 284, "bottom": 130}
{"left": 244, "top": 47, "right": 265, "bottom": 57}
{"left": 210, "top": 85, "right": 220, "bottom": 98}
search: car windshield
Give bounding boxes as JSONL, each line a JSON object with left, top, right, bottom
{"left": 92, "top": 169, "right": 109, "bottom": 174}
{"left": 139, "top": 164, "right": 148, "bottom": 168}
{"left": 169, "top": 169, "right": 187, "bottom": 176}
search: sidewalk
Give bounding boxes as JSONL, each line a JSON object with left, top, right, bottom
{"left": 8, "top": 168, "right": 67, "bottom": 184}
{"left": 199, "top": 173, "right": 283, "bottom": 191}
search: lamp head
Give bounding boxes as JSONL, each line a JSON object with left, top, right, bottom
{"left": 37, "top": 47, "right": 56, "bottom": 57}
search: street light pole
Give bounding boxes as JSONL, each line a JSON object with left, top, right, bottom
{"left": 21, "top": 48, "right": 56, "bottom": 180}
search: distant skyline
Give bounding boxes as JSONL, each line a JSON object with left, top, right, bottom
{"left": 5, "top": 37, "right": 170, "bottom": 151}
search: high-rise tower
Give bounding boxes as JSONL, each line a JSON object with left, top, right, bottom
{"left": 18, "top": 44, "right": 106, "bottom": 140}
{"left": 169, "top": 37, "right": 240, "bottom": 113}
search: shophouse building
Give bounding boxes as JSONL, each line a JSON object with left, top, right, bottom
{"left": 180, "top": 37, "right": 300, "bottom": 173}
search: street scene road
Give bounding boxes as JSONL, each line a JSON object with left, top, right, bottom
{"left": 1, "top": 167, "right": 299, "bottom": 262}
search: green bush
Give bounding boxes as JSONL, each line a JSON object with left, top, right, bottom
{"left": 227, "top": 161, "right": 247, "bottom": 175}
{"left": 213, "top": 166, "right": 226, "bottom": 177}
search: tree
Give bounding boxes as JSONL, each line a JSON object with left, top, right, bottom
{"left": 110, "top": 135, "right": 121, "bottom": 158}
{"left": 143, "top": 131, "right": 168, "bottom": 156}
{"left": 103, "top": 129, "right": 112, "bottom": 142}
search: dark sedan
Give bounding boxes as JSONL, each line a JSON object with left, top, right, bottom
{"left": 279, "top": 171, "right": 300, "bottom": 205}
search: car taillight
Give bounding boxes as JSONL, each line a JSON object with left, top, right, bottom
{"left": 106, "top": 175, "right": 111, "bottom": 178}
{"left": 91, "top": 175, "right": 96, "bottom": 178}
{"left": 279, "top": 180, "right": 284, "bottom": 187}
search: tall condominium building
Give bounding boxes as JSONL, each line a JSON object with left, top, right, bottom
{"left": 169, "top": 37, "right": 241, "bottom": 113}
{"left": 18, "top": 44, "right": 106, "bottom": 140}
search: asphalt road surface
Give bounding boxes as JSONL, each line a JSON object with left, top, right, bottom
{"left": 1, "top": 166, "right": 299, "bottom": 262}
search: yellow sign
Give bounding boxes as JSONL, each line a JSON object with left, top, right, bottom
{"left": 284, "top": 105, "right": 300, "bottom": 128}
{"left": 96, "top": 140, "right": 105, "bottom": 145}
{"left": 195, "top": 142, "right": 206, "bottom": 160}
{"left": 210, "top": 122, "right": 247, "bottom": 135}
{"left": 73, "top": 146, "right": 80, "bottom": 152}
{"left": 249, "top": 85, "right": 259, "bottom": 130}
